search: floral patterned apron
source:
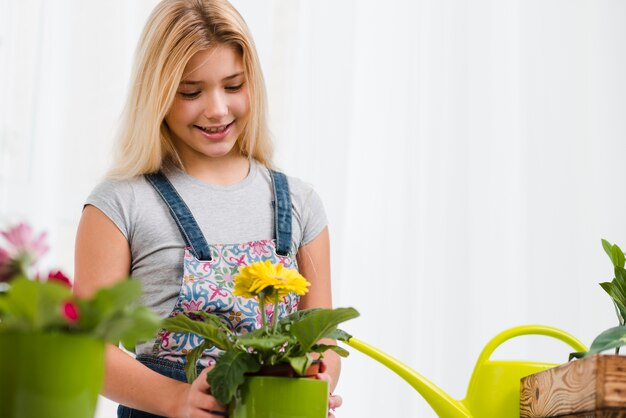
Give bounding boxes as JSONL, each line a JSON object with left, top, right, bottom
{"left": 145, "top": 169, "right": 299, "bottom": 368}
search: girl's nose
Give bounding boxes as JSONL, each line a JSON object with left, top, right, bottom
{"left": 203, "top": 92, "right": 228, "bottom": 121}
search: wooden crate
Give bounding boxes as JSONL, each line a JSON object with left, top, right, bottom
{"left": 520, "top": 354, "right": 626, "bottom": 417}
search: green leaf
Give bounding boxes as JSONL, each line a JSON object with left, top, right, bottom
{"left": 601, "top": 240, "right": 625, "bottom": 268}
{"left": 235, "top": 333, "right": 291, "bottom": 352}
{"left": 586, "top": 325, "right": 626, "bottom": 355}
{"left": 606, "top": 288, "right": 626, "bottom": 320}
{"left": 289, "top": 307, "right": 359, "bottom": 354}
{"left": 288, "top": 354, "right": 313, "bottom": 375}
{"left": 1, "top": 278, "right": 72, "bottom": 331}
{"left": 613, "top": 245, "right": 626, "bottom": 268}
{"left": 162, "top": 313, "right": 232, "bottom": 350}
{"left": 0, "top": 296, "right": 9, "bottom": 315}
{"left": 93, "top": 279, "right": 142, "bottom": 316}
{"left": 194, "top": 311, "right": 231, "bottom": 331}
{"left": 568, "top": 325, "right": 626, "bottom": 360}
{"left": 327, "top": 328, "right": 353, "bottom": 342}
{"left": 602, "top": 239, "right": 614, "bottom": 260}
{"left": 279, "top": 308, "right": 322, "bottom": 324}
{"left": 206, "top": 350, "right": 261, "bottom": 405}
{"left": 310, "top": 343, "right": 350, "bottom": 357}
{"left": 89, "top": 305, "right": 160, "bottom": 346}
{"left": 600, "top": 264, "right": 626, "bottom": 325}
{"left": 616, "top": 267, "right": 626, "bottom": 289}
{"left": 72, "top": 279, "right": 161, "bottom": 344}
{"left": 600, "top": 281, "right": 613, "bottom": 295}
{"left": 184, "top": 342, "right": 209, "bottom": 383}
{"left": 569, "top": 351, "right": 586, "bottom": 360}
{"left": 7, "top": 279, "right": 41, "bottom": 326}
{"left": 35, "top": 280, "right": 73, "bottom": 329}
{"left": 118, "top": 307, "right": 162, "bottom": 348}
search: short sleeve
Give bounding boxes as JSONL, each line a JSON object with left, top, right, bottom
{"left": 300, "top": 186, "right": 328, "bottom": 245}
{"left": 85, "top": 179, "right": 136, "bottom": 241}
{"left": 287, "top": 176, "right": 328, "bottom": 247}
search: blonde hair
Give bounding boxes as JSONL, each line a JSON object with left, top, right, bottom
{"left": 108, "top": 0, "right": 272, "bottom": 179}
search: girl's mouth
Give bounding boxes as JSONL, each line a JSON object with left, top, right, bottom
{"left": 194, "top": 121, "right": 235, "bottom": 140}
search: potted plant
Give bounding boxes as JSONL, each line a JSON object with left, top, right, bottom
{"left": 0, "top": 223, "right": 161, "bottom": 418}
{"left": 520, "top": 240, "right": 626, "bottom": 417}
{"left": 569, "top": 240, "right": 626, "bottom": 358}
{"left": 163, "top": 259, "right": 359, "bottom": 417}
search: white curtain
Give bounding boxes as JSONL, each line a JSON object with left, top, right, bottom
{"left": 2, "top": 1, "right": 625, "bottom": 416}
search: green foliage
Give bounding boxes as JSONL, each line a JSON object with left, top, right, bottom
{"left": 289, "top": 307, "right": 359, "bottom": 354}
{"left": 287, "top": 354, "right": 313, "bottom": 375}
{"left": 0, "top": 277, "right": 71, "bottom": 331}
{"left": 162, "top": 311, "right": 232, "bottom": 350}
{"left": 572, "top": 240, "right": 626, "bottom": 358}
{"left": 570, "top": 325, "right": 626, "bottom": 360}
{"left": 207, "top": 350, "right": 262, "bottom": 406}
{"left": 0, "top": 277, "right": 161, "bottom": 347}
{"left": 603, "top": 239, "right": 625, "bottom": 269}
{"left": 184, "top": 342, "right": 211, "bottom": 383}
{"left": 310, "top": 343, "right": 350, "bottom": 357}
{"left": 599, "top": 240, "right": 626, "bottom": 325}
{"left": 162, "top": 306, "right": 359, "bottom": 405}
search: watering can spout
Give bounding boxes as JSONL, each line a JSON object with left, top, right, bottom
{"left": 346, "top": 326, "right": 587, "bottom": 418}
{"left": 346, "top": 337, "right": 471, "bottom": 418}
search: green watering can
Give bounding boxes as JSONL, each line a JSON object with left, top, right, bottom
{"left": 345, "top": 325, "right": 587, "bottom": 417}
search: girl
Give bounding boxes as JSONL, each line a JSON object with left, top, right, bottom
{"left": 74, "top": 0, "right": 341, "bottom": 417}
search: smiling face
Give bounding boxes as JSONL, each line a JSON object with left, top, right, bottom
{"left": 165, "top": 45, "right": 250, "bottom": 168}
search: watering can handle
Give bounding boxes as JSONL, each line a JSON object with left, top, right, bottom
{"left": 474, "top": 324, "right": 587, "bottom": 367}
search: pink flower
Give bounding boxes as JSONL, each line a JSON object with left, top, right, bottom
{"left": 160, "top": 331, "right": 171, "bottom": 347}
{"left": 256, "top": 306, "right": 275, "bottom": 326}
{"left": 47, "top": 270, "right": 72, "bottom": 287}
{"left": 61, "top": 301, "right": 79, "bottom": 323}
{"left": 1, "top": 223, "right": 48, "bottom": 265}
{"left": 182, "top": 300, "right": 203, "bottom": 311}
{"left": 249, "top": 241, "right": 270, "bottom": 256}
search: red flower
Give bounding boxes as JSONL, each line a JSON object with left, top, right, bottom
{"left": 0, "top": 247, "right": 12, "bottom": 283}
{"left": 62, "top": 301, "right": 79, "bottom": 323}
{"left": 47, "top": 270, "right": 72, "bottom": 287}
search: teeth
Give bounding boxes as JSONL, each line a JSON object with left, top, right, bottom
{"left": 199, "top": 124, "right": 228, "bottom": 133}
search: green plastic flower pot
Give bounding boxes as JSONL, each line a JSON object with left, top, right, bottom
{"left": 230, "top": 376, "right": 329, "bottom": 418}
{"left": 0, "top": 332, "right": 105, "bottom": 418}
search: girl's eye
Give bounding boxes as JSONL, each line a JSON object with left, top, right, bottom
{"left": 225, "top": 83, "right": 244, "bottom": 92}
{"left": 179, "top": 91, "right": 201, "bottom": 99}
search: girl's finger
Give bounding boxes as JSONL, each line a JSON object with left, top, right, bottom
{"left": 316, "top": 371, "right": 332, "bottom": 383}
{"left": 329, "top": 393, "right": 343, "bottom": 410}
{"left": 195, "top": 367, "right": 212, "bottom": 392}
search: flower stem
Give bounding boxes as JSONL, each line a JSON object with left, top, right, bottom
{"left": 271, "top": 292, "right": 280, "bottom": 334}
{"left": 258, "top": 291, "right": 267, "bottom": 333}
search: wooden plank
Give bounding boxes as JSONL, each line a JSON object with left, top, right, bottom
{"left": 561, "top": 411, "right": 626, "bottom": 418}
{"left": 603, "top": 356, "right": 626, "bottom": 408}
{"left": 520, "top": 355, "right": 597, "bottom": 417}
{"left": 520, "top": 355, "right": 626, "bottom": 418}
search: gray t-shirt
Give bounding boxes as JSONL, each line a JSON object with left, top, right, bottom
{"left": 86, "top": 160, "right": 327, "bottom": 353}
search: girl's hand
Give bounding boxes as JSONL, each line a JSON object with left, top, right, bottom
{"left": 176, "top": 367, "right": 229, "bottom": 418}
{"left": 317, "top": 361, "right": 343, "bottom": 418}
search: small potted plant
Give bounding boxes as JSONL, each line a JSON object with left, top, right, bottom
{"left": 163, "top": 260, "right": 359, "bottom": 417}
{"left": 0, "top": 223, "right": 161, "bottom": 418}
{"left": 520, "top": 240, "right": 626, "bottom": 417}
{"left": 569, "top": 239, "right": 626, "bottom": 359}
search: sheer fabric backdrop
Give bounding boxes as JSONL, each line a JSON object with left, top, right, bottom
{"left": 1, "top": 1, "right": 625, "bottom": 416}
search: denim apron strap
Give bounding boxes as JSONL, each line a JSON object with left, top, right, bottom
{"left": 269, "top": 170, "right": 292, "bottom": 256}
{"left": 145, "top": 172, "right": 212, "bottom": 261}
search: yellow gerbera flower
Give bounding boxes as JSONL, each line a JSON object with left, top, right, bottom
{"left": 233, "top": 260, "right": 310, "bottom": 303}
